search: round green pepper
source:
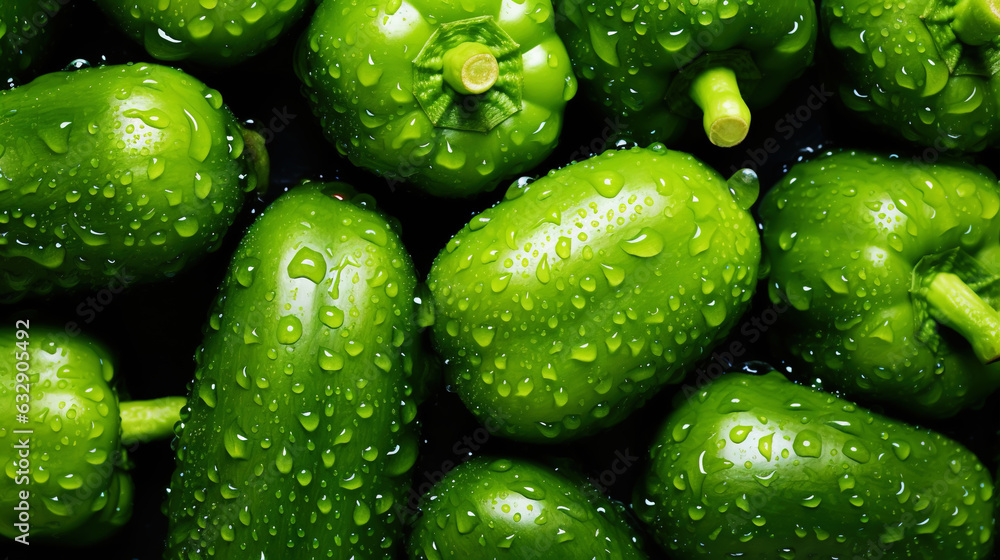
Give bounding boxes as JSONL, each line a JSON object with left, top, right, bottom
{"left": 428, "top": 145, "right": 761, "bottom": 442}
{"left": 823, "top": 0, "right": 1000, "bottom": 152}
{"left": 295, "top": 0, "right": 578, "bottom": 197}
{"left": 760, "top": 149, "right": 1000, "bottom": 417}
{"left": 94, "top": 0, "right": 312, "bottom": 65}
{"left": 0, "top": 326, "right": 182, "bottom": 545}
{"left": 557, "top": 0, "right": 817, "bottom": 147}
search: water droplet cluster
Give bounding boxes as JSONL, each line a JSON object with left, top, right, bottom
{"left": 0, "top": 63, "right": 262, "bottom": 302}
{"left": 295, "top": 0, "right": 578, "bottom": 196}
{"left": 823, "top": 0, "right": 1000, "bottom": 151}
{"left": 760, "top": 150, "right": 1000, "bottom": 416}
{"left": 0, "top": 330, "right": 132, "bottom": 542}
{"left": 556, "top": 0, "right": 817, "bottom": 144}
{"left": 94, "top": 0, "right": 311, "bottom": 64}
{"left": 410, "top": 457, "right": 647, "bottom": 560}
{"left": 166, "top": 184, "right": 422, "bottom": 558}
{"left": 635, "top": 371, "right": 996, "bottom": 559}
{"left": 429, "top": 145, "right": 760, "bottom": 441}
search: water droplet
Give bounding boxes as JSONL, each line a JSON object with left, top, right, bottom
{"left": 173, "top": 216, "right": 200, "bottom": 238}
{"left": 235, "top": 257, "right": 260, "bottom": 288}
{"left": 353, "top": 501, "right": 371, "bottom": 525}
{"left": 318, "top": 347, "right": 344, "bottom": 371}
{"left": 727, "top": 168, "right": 759, "bottom": 210}
{"left": 620, "top": 227, "right": 664, "bottom": 257}
{"left": 600, "top": 264, "right": 625, "bottom": 287}
{"left": 277, "top": 315, "right": 303, "bottom": 344}
{"left": 276, "top": 447, "right": 294, "bottom": 474}
{"left": 472, "top": 326, "right": 496, "bottom": 347}
{"left": 842, "top": 439, "right": 871, "bottom": 463}
{"left": 288, "top": 247, "right": 327, "bottom": 284}
{"left": 555, "top": 236, "right": 572, "bottom": 259}
{"left": 570, "top": 343, "right": 597, "bottom": 362}
{"left": 589, "top": 171, "right": 625, "bottom": 198}
{"left": 320, "top": 306, "right": 345, "bottom": 329}
{"left": 299, "top": 412, "right": 319, "bottom": 432}
{"left": 793, "top": 430, "right": 822, "bottom": 458}
{"left": 729, "top": 425, "right": 752, "bottom": 443}
{"left": 758, "top": 433, "right": 773, "bottom": 461}
{"left": 224, "top": 421, "right": 251, "bottom": 459}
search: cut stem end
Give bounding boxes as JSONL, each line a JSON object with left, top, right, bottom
{"left": 922, "top": 272, "right": 1000, "bottom": 364}
{"left": 689, "top": 66, "right": 752, "bottom": 148}
{"left": 443, "top": 42, "right": 499, "bottom": 95}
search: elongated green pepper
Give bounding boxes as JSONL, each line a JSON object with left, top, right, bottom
{"left": 635, "top": 371, "right": 995, "bottom": 559}
{"left": 0, "top": 0, "right": 58, "bottom": 82}
{"left": 166, "top": 183, "right": 423, "bottom": 559}
{"left": 296, "top": 0, "right": 577, "bottom": 197}
{"left": 557, "top": 0, "right": 817, "bottom": 147}
{"left": 409, "top": 457, "right": 648, "bottom": 560}
{"left": 0, "top": 63, "right": 268, "bottom": 302}
{"left": 823, "top": 0, "right": 1000, "bottom": 151}
{"left": 428, "top": 145, "right": 760, "bottom": 442}
{"left": 0, "top": 326, "right": 183, "bottom": 545}
{"left": 94, "top": 0, "right": 311, "bottom": 65}
{"left": 760, "top": 150, "right": 1000, "bottom": 417}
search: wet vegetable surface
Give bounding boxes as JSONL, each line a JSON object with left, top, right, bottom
{"left": 0, "top": 327, "right": 181, "bottom": 545}
{"left": 296, "top": 0, "right": 577, "bottom": 197}
{"left": 636, "top": 371, "right": 995, "bottom": 559}
{"left": 94, "top": 0, "right": 312, "bottom": 65}
{"left": 165, "top": 183, "right": 423, "bottom": 559}
{"left": 823, "top": 0, "right": 1000, "bottom": 152}
{"left": 557, "top": 0, "right": 818, "bottom": 147}
{"left": 761, "top": 150, "right": 1000, "bottom": 418}
{"left": 429, "top": 145, "right": 760, "bottom": 442}
{"left": 409, "top": 456, "right": 648, "bottom": 559}
{"left": 0, "top": 63, "right": 267, "bottom": 302}
{"left": 5, "top": 2, "right": 1000, "bottom": 559}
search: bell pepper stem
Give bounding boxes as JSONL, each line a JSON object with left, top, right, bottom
{"left": 442, "top": 42, "right": 499, "bottom": 95}
{"left": 689, "top": 66, "right": 751, "bottom": 148}
{"left": 242, "top": 126, "right": 270, "bottom": 196}
{"left": 120, "top": 396, "right": 185, "bottom": 447}
{"left": 951, "top": 0, "right": 1000, "bottom": 46}
{"left": 922, "top": 272, "right": 1000, "bottom": 364}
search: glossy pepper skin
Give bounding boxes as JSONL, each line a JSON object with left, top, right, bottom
{"left": 823, "top": 0, "right": 1000, "bottom": 152}
{"left": 0, "top": 326, "right": 183, "bottom": 545}
{"left": 0, "top": 0, "right": 58, "bottom": 82}
{"left": 428, "top": 145, "right": 760, "bottom": 442}
{"left": 408, "top": 457, "right": 648, "bottom": 560}
{"left": 634, "top": 371, "right": 996, "bottom": 559}
{"left": 557, "top": 0, "right": 817, "bottom": 147}
{"left": 166, "top": 183, "right": 423, "bottom": 559}
{"left": 0, "top": 63, "right": 268, "bottom": 303}
{"left": 760, "top": 150, "right": 1000, "bottom": 417}
{"left": 94, "top": 0, "right": 311, "bottom": 65}
{"left": 295, "top": 0, "right": 577, "bottom": 197}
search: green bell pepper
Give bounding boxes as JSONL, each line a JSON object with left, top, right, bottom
{"left": 0, "top": 63, "right": 268, "bottom": 302}
{"left": 635, "top": 370, "right": 996, "bottom": 559}
{"left": 428, "top": 145, "right": 761, "bottom": 442}
{"left": 166, "top": 183, "right": 423, "bottom": 559}
{"left": 295, "top": 0, "right": 577, "bottom": 197}
{"left": 0, "top": 325, "right": 183, "bottom": 545}
{"left": 760, "top": 149, "right": 1000, "bottom": 417}
{"left": 0, "top": 0, "right": 58, "bottom": 82}
{"left": 823, "top": 0, "right": 1000, "bottom": 152}
{"left": 408, "top": 457, "right": 648, "bottom": 560}
{"left": 94, "top": 0, "right": 311, "bottom": 65}
{"left": 557, "top": 0, "right": 817, "bottom": 147}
